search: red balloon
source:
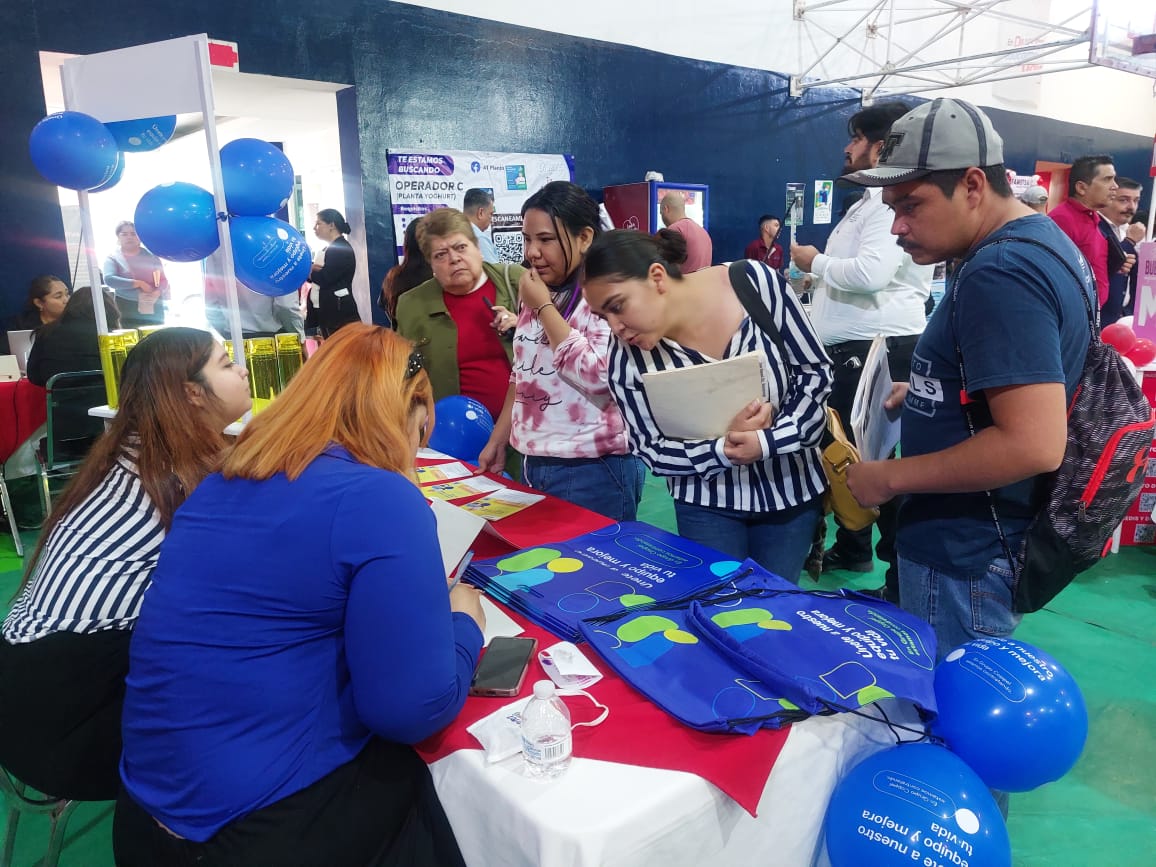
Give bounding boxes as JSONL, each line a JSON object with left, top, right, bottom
{"left": 1101, "top": 322, "right": 1137, "bottom": 354}
{"left": 1126, "top": 338, "right": 1156, "bottom": 368}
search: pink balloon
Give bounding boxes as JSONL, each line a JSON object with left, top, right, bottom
{"left": 1101, "top": 322, "right": 1137, "bottom": 354}
{"left": 1125, "top": 338, "right": 1156, "bottom": 368}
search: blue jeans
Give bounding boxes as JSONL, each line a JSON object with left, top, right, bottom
{"left": 523, "top": 454, "right": 646, "bottom": 523}
{"left": 897, "top": 555, "right": 1023, "bottom": 662}
{"left": 673, "top": 498, "right": 824, "bottom": 584}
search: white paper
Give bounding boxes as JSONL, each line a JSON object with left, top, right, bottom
{"left": 642, "top": 352, "right": 771, "bottom": 440}
{"left": 480, "top": 597, "right": 524, "bottom": 646}
{"left": 430, "top": 499, "right": 487, "bottom": 578}
{"left": 417, "top": 447, "right": 455, "bottom": 461}
{"left": 850, "top": 335, "right": 903, "bottom": 462}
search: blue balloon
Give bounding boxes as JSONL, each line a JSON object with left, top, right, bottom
{"left": 220, "top": 138, "right": 295, "bottom": 216}
{"left": 429, "top": 397, "right": 494, "bottom": 463}
{"left": 134, "top": 182, "right": 221, "bottom": 262}
{"left": 933, "top": 637, "right": 1087, "bottom": 792}
{"left": 89, "top": 152, "right": 124, "bottom": 193}
{"left": 105, "top": 115, "right": 177, "bottom": 152}
{"left": 229, "top": 216, "right": 312, "bottom": 297}
{"left": 825, "top": 743, "right": 1010, "bottom": 867}
{"left": 28, "top": 111, "right": 119, "bottom": 191}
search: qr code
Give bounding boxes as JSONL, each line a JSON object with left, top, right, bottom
{"left": 493, "top": 231, "right": 524, "bottom": 264}
{"left": 1134, "top": 524, "right": 1155, "bottom": 544}
{"left": 1139, "top": 493, "right": 1156, "bottom": 513}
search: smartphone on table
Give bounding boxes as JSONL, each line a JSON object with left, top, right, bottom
{"left": 469, "top": 636, "right": 538, "bottom": 697}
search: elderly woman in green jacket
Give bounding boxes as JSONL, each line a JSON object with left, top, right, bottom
{"left": 395, "top": 208, "right": 523, "bottom": 432}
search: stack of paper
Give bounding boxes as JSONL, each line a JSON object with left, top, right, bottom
{"left": 464, "top": 521, "right": 740, "bottom": 641}
{"left": 850, "top": 335, "right": 903, "bottom": 462}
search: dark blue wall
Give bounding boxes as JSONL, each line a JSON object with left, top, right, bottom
{"left": 2, "top": 2, "right": 1151, "bottom": 321}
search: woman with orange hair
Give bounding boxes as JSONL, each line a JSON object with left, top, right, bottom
{"left": 0, "top": 328, "right": 252, "bottom": 802}
{"left": 114, "top": 324, "right": 485, "bottom": 867}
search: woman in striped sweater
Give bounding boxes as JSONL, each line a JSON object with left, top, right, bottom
{"left": 582, "top": 230, "right": 833, "bottom": 582}
{"left": 0, "top": 328, "right": 251, "bottom": 800}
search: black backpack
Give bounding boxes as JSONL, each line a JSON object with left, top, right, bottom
{"left": 952, "top": 236, "right": 1155, "bottom": 613}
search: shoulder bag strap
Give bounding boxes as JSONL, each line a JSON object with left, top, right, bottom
{"left": 728, "top": 261, "right": 788, "bottom": 361}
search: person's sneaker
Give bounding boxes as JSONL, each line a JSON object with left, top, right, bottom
{"left": 821, "top": 547, "right": 873, "bottom": 573}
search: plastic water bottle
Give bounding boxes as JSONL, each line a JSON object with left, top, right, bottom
{"left": 520, "top": 680, "right": 572, "bottom": 780}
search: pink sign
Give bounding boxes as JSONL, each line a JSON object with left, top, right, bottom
{"left": 1136, "top": 241, "right": 1156, "bottom": 345}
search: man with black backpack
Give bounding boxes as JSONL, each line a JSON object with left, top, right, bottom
{"left": 839, "top": 99, "right": 1098, "bottom": 661}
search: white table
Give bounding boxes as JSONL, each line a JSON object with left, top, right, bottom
{"left": 88, "top": 404, "right": 247, "bottom": 436}
{"left": 430, "top": 700, "right": 923, "bottom": 867}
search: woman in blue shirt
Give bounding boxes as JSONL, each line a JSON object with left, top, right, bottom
{"left": 114, "top": 325, "right": 486, "bottom": 867}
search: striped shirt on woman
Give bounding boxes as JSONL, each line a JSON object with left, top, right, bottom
{"left": 607, "top": 261, "right": 832, "bottom": 513}
{"left": 3, "top": 453, "right": 164, "bottom": 644}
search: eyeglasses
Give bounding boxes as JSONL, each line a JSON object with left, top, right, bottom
{"left": 406, "top": 349, "right": 424, "bottom": 380}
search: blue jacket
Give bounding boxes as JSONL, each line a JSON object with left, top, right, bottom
{"left": 120, "top": 446, "right": 483, "bottom": 841}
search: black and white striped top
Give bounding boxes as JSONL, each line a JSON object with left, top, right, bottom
{"left": 607, "top": 261, "right": 832, "bottom": 512}
{"left": 3, "top": 454, "right": 164, "bottom": 643}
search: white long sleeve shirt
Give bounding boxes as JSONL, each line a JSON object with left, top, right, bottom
{"left": 807, "top": 187, "right": 933, "bottom": 344}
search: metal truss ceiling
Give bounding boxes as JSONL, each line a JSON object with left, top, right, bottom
{"left": 790, "top": 0, "right": 1093, "bottom": 100}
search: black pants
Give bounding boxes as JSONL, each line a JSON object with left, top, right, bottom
{"left": 0, "top": 629, "right": 131, "bottom": 801}
{"left": 113, "top": 738, "right": 466, "bottom": 867}
{"left": 825, "top": 335, "right": 919, "bottom": 590}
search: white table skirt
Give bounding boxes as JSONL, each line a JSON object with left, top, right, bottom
{"left": 430, "top": 700, "right": 923, "bottom": 867}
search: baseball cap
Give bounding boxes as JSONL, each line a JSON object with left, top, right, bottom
{"left": 1019, "top": 185, "right": 1049, "bottom": 205}
{"left": 843, "top": 98, "right": 1005, "bottom": 186}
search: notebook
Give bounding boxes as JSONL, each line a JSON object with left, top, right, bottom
{"left": 641, "top": 351, "right": 770, "bottom": 440}
{"left": 6, "top": 330, "right": 33, "bottom": 375}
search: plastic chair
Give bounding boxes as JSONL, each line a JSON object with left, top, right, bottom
{"left": 35, "top": 371, "right": 106, "bottom": 515}
{"left": 0, "top": 474, "right": 21, "bottom": 558}
{"left": 0, "top": 767, "right": 78, "bottom": 867}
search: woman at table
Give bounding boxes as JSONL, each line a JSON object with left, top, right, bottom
{"left": 0, "top": 328, "right": 251, "bottom": 801}
{"left": 395, "top": 207, "right": 523, "bottom": 424}
{"left": 478, "top": 181, "right": 644, "bottom": 523}
{"left": 1, "top": 275, "right": 70, "bottom": 354}
{"left": 26, "top": 286, "right": 121, "bottom": 387}
{"left": 307, "top": 208, "right": 362, "bottom": 339}
{"left": 582, "top": 230, "right": 832, "bottom": 582}
{"left": 114, "top": 325, "right": 485, "bottom": 867}
{"left": 102, "top": 221, "right": 169, "bottom": 328}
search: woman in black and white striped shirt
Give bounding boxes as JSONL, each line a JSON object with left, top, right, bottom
{"left": 0, "top": 327, "right": 251, "bottom": 800}
{"left": 582, "top": 230, "right": 832, "bottom": 582}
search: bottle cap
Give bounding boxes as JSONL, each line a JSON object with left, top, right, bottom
{"left": 532, "top": 680, "right": 555, "bottom": 699}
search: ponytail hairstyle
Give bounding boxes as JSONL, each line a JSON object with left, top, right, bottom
{"left": 521, "top": 181, "right": 602, "bottom": 285}
{"left": 317, "top": 208, "right": 352, "bottom": 235}
{"left": 582, "top": 229, "right": 688, "bottom": 286}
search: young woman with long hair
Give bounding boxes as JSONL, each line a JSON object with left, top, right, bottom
{"left": 582, "top": 230, "right": 833, "bottom": 582}
{"left": 114, "top": 324, "right": 485, "bottom": 867}
{"left": 380, "top": 216, "right": 433, "bottom": 323}
{"left": 0, "top": 328, "right": 251, "bottom": 801}
{"left": 478, "top": 181, "right": 644, "bottom": 522}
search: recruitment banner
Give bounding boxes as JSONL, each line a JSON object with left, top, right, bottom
{"left": 386, "top": 149, "right": 574, "bottom": 261}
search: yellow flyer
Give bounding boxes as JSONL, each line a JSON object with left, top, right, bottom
{"left": 461, "top": 490, "right": 545, "bottom": 521}
{"left": 424, "top": 477, "right": 506, "bottom": 501}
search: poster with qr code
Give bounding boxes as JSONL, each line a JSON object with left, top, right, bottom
{"left": 387, "top": 150, "right": 574, "bottom": 261}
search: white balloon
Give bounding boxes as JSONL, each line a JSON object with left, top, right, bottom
{"left": 1117, "top": 315, "right": 1134, "bottom": 329}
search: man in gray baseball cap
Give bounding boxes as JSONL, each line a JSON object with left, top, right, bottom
{"left": 842, "top": 98, "right": 1096, "bottom": 661}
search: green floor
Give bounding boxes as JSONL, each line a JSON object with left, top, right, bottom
{"left": 2, "top": 474, "right": 1154, "bottom": 865}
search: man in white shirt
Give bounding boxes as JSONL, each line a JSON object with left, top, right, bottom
{"left": 791, "top": 102, "right": 934, "bottom": 600}
{"left": 464, "top": 188, "right": 501, "bottom": 263}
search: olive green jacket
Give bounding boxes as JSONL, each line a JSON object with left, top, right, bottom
{"left": 395, "top": 261, "right": 523, "bottom": 402}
